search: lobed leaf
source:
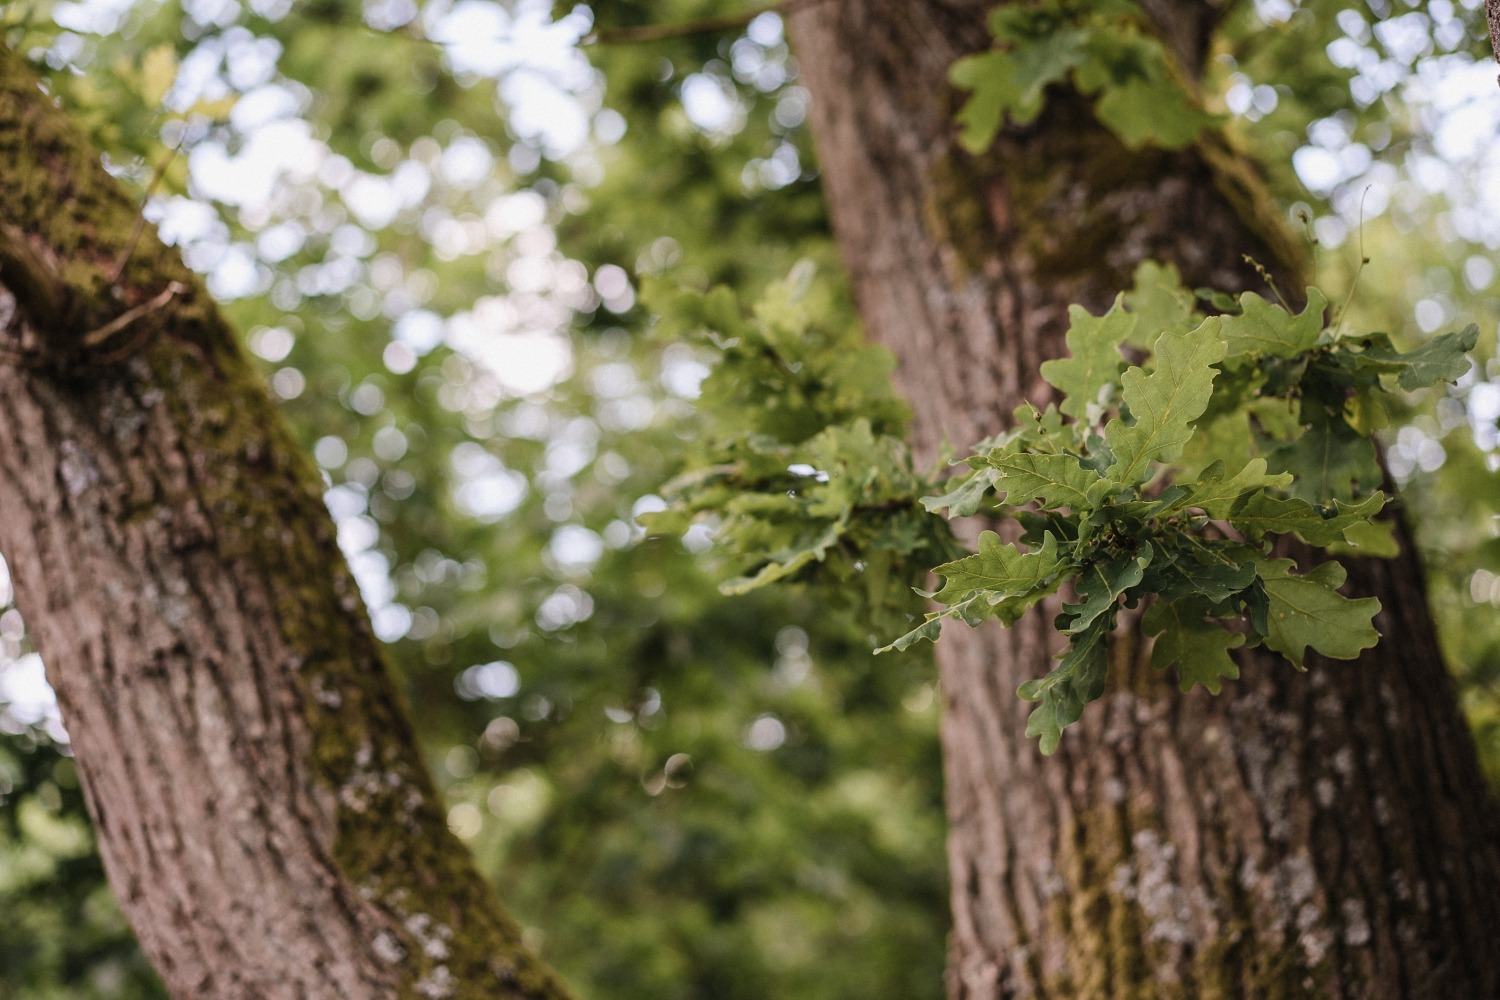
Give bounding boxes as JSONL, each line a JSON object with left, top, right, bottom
{"left": 1062, "top": 545, "right": 1153, "bottom": 634}
{"left": 1019, "top": 616, "right": 1111, "bottom": 755}
{"left": 1215, "top": 289, "right": 1328, "bottom": 359}
{"left": 1040, "top": 299, "right": 1133, "bottom": 419}
{"left": 1093, "top": 75, "right": 1221, "bottom": 149}
{"left": 876, "top": 616, "right": 944, "bottom": 654}
{"left": 1105, "top": 324, "right": 1227, "bottom": 484}
{"left": 1255, "top": 559, "right": 1381, "bottom": 668}
{"left": 1229, "top": 492, "right": 1384, "bottom": 547}
{"left": 1149, "top": 547, "right": 1257, "bottom": 603}
{"left": 949, "top": 30, "right": 1088, "bottom": 153}
{"left": 1143, "top": 596, "right": 1244, "bottom": 693}
{"left": 922, "top": 468, "right": 999, "bottom": 517}
{"left": 720, "top": 519, "right": 847, "bottom": 596}
{"left": 1179, "top": 458, "right": 1293, "bottom": 518}
{"left": 932, "top": 532, "right": 1065, "bottom": 606}
{"left": 1264, "top": 408, "right": 1381, "bottom": 502}
{"left": 1340, "top": 325, "right": 1478, "bottom": 390}
{"left": 989, "top": 452, "right": 1102, "bottom": 510}
{"left": 1124, "top": 261, "right": 1200, "bottom": 344}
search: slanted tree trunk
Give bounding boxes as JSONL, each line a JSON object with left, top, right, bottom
{"left": 786, "top": 2, "right": 1500, "bottom": 997}
{"left": 0, "top": 48, "right": 573, "bottom": 1000}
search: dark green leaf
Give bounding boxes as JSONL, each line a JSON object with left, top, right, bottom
{"left": 1264, "top": 407, "right": 1381, "bottom": 501}
{"left": 1143, "top": 596, "right": 1244, "bottom": 693}
{"left": 1062, "top": 544, "right": 1153, "bottom": 634}
{"left": 1152, "top": 547, "right": 1257, "bottom": 603}
{"left": 1340, "top": 324, "right": 1478, "bottom": 390}
{"left": 1019, "top": 615, "right": 1112, "bottom": 755}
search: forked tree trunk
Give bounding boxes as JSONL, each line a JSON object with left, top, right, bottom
{"left": 0, "top": 48, "right": 573, "bottom": 1000}
{"left": 787, "top": 3, "right": 1500, "bottom": 997}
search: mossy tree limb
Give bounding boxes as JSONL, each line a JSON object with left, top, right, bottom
{"left": 0, "top": 46, "right": 574, "bottom": 1000}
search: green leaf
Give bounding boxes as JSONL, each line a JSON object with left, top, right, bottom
{"left": 1151, "top": 547, "right": 1257, "bottom": 603}
{"left": 1105, "top": 324, "right": 1227, "bottom": 484}
{"left": 1019, "top": 615, "right": 1111, "bottom": 755}
{"left": 1264, "top": 408, "right": 1381, "bottom": 501}
{"left": 1124, "top": 261, "right": 1199, "bottom": 344}
{"left": 1093, "top": 75, "right": 1220, "bottom": 149}
{"left": 1343, "top": 324, "right": 1478, "bottom": 390}
{"left": 1255, "top": 559, "right": 1381, "bottom": 668}
{"left": 1229, "top": 492, "right": 1384, "bottom": 547}
{"left": 932, "top": 531, "right": 1065, "bottom": 606}
{"left": 1179, "top": 458, "right": 1293, "bottom": 518}
{"left": 988, "top": 452, "right": 1102, "bottom": 510}
{"left": 1087, "top": 484, "right": 1187, "bottom": 522}
{"left": 921, "top": 468, "right": 998, "bottom": 517}
{"left": 949, "top": 31, "right": 1088, "bottom": 153}
{"left": 1143, "top": 596, "right": 1244, "bottom": 693}
{"left": 1326, "top": 518, "right": 1399, "bottom": 558}
{"left": 875, "top": 616, "right": 944, "bottom": 654}
{"left": 989, "top": 575, "right": 1068, "bottom": 627}
{"left": 1039, "top": 298, "right": 1133, "bottom": 418}
{"left": 720, "top": 519, "right": 847, "bottom": 595}
{"left": 1062, "top": 544, "right": 1152, "bottom": 634}
{"left": 1215, "top": 289, "right": 1328, "bottom": 359}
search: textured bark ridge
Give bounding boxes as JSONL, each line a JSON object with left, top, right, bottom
{"left": 1488, "top": 0, "right": 1500, "bottom": 77}
{"left": 787, "top": 3, "right": 1500, "bottom": 997}
{"left": 0, "top": 49, "right": 574, "bottom": 1000}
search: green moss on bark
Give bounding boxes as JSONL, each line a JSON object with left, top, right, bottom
{"left": 1039, "top": 791, "right": 1329, "bottom": 999}
{"left": 0, "top": 46, "right": 574, "bottom": 1000}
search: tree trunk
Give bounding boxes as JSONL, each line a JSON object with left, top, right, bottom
{"left": 786, "top": 3, "right": 1500, "bottom": 997}
{"left": 0, "top": 48, "right": 573, "bottom": 1000}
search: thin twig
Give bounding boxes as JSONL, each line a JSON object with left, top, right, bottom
{"left": 111, "top": 145, "right": 180, "bottom": 285}
{"left": 82, "top": 281, "right": 186, "bottom": 348}
{"left": 1242, "top": 253, "right": 1289, "bottom": 309}
{"left": 1331, "top": 187, "right": 1373, "bottom": 336}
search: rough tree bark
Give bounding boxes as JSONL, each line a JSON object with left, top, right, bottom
{"left": 0, "top": 48, "right": 574, "bottom": 1000}
{"left": 1488, "top": 0, "right": 1500, "bottom": 82}
{"left": 786, "top": 2, "right": 1500, "bottom": 998}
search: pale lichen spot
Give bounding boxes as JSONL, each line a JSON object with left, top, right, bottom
{"left": 59, "top": 439, "right": 99, "bottom": 496}
{"left": 372, "top": 930, "right": 406, "bottom": 964}
{"left": 1332, "top": 746, "right": 1355, "bottom": 777}
{"left": 1341, "top": 899, "right": 1371, "bottom": 946}
{"left": 415, "top": 965, "right": 455, "bottom": 999}
{"left": 1298, "top": 921, "right": 1331, "bottom": 966}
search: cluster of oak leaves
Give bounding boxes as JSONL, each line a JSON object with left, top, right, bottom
{"left": 648, "top": 261, "right": 1477, "bottom": 754}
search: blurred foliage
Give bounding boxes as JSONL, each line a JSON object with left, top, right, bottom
{"left": 1, "top": 1, "right": 1499, "bottom": 998}
{"left": 0, "top": 735, "right": 164, "bottom": 999}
